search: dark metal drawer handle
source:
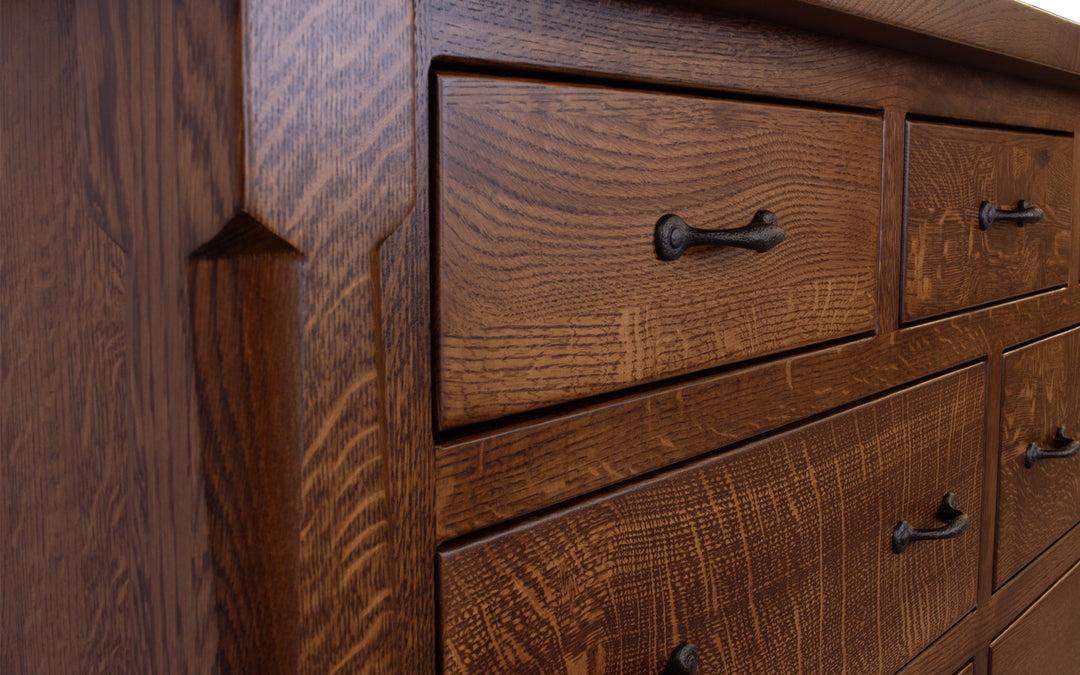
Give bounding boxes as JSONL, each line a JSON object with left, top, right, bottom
{"left": 892, "top": 493, "right": 970, "bottom": 554}
{"left": 979, "top": 200, "right": 1044, "bottom": 230}
{"left": 655, "top": 210, "right": 785, "bottom": 261}
{"left": 1026, "top": 427, "right": 1080, "bottom": 468}
{"left": 662, "top": 643, "right": 699, "bottom": 675}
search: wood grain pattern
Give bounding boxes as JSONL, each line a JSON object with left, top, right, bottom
{"left": 903, "top": 122, "right": 1073, "bottom": 321}
{"left": 787, "top": 0, "right": 1080, "bottom": 75}
{"left": 190, "top": 214, "right": 304, "bottom": 674}
{"left": 376, "top": 211, "right": 436, "bottom": 675}
{"left": 898, "top": 520, "right": 1080, "bottom": 674}
{"left": 880, "top": 108, "right": 908, "bottom": 334}
{"left": 440, "top": 366, "right": 985, "bottom": 674}
{"left": 243, "top": 0, "right": 418, "bottom": 670}
{"left": 3, "top": 0, "right": 242, "bottom": 671}
{"left": 75, "top": 0, "right": 243, "bottom": 670}
{"left": 436, "top": 287, "right": 1080, "bottom": 541}
{"left": 420, "top": 0, "right": 1080, "bottom": 133}
{"left": 436, "top": 75, "right": 881, "bottom": 428}
{"left": 990, "top": 561, "right": 1080, "bottom": 673}
{"left": 2, "top": 6, "right": 134, "bottom": 670}
{"left": 995, "top": 327, "right": 1080, "bottom": 588}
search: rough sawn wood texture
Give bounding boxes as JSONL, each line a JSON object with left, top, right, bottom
{"left": 440, "top": 366, "right": 985, "bottom": 674}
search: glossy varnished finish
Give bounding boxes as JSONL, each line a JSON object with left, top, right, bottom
{"left": 440, "top": 367, "right": 985, "bottom": 674}
{"left": 436, "top": 75, "right": 881, "bottom": 428}
{"left": 995, "top": 328, "right": 1080, "bottom": 588}
{"left": 990, "top": 561, "right": 1080, "bottom": 673}
{"left": 903, "top": 122, "right": 1073, "bottom": 321}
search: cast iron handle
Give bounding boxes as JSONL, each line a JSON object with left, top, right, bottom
{"left": 979, "top": 200, "right": 1044, "bottom": 230}
{"left": 661, "top": 643, "right": 699, "bottom": 675}
{"left": 655, "top": 210, "right": 785, "bottom": 261}
{"left": 892, "top": 493, "right": 970, "bottom": 554}
{"left": 1025, "top": 427, "right": 1080, "bottom": 468}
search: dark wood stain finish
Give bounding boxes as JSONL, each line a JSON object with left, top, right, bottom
{"left": 189, "top": 215, "right": 304, "bottom": 674}
{"left": 996, "top": 327, "right": 1080, "bottom": 588}
{"left": 9, "top": 0, "right": 1080, "bottom": 672}
{"left": 243, "top": 0, "right": 420, "bottom": 670}
{"left": 990, "top": 561, "right": 1080, "bottom": 673}
{"left": 437, "top": 288, "right": 1080, "bottom": 541}
{"left": 440, "top": 367, "right": 985, "bottom": 674}
{"left": 903, "top": 122, "right": 1074, "bottom": 322}
{"left": 436, "top": 75, "right": 881, "bottom": 428}
{"left": 3, "top": 0, "right": 242, "bottom": 670}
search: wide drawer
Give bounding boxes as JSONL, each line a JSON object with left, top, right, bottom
{"left": 996, "top": 327, "right": 1080, "bottom": 587}
{"left": 439, "top": 365, "right": 985, "bottom": 674}
{"left": 990, "top": 561, "right": 1080, "bottom": 673}
{"left": 903, "top": 121, "right": 1073, "bottom": 322}
{"left": 435, "top": 75, "right": 882, "bottom": 429}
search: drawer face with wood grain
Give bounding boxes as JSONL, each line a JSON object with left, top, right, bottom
{"left": 439, "top": 365, "right": 985, "bottom": 674}
{"left": 996, "top": 327, "right": 1080, "bottom": 587}
{"left": 990, "top": 561, "right": 1080, "bottom": 673}
{"left": 435, "top": 75, "right": 882, "bottom": 429}
{"left": 903, "top": 121, "right": 1073, "bottom": 322}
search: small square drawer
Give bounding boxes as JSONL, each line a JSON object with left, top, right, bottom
{"left": 439, "top": 365, "right": 984, "bottom": 673}
{"left": 903, "top": 121, "right": 1073, "bottom": 322}
{"left": 435, "top": 75, "right": 882, "bottom": 429}
{"left": 996, "top": 327, "right": 1080, "bottom": 587}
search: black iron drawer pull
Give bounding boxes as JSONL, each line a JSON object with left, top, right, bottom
{"left": 655, "top": 210, "right": 785, "bottom": 261}
{"left": 892, "top": 493, "right": 970, "bottom": 554}
{"left": 979, "top": 200, "right": 1044, "bottom": 230}
{"left": 662, "top": 643, "right": 699, "bottom": 675}
{"left": 1025, "top": 427, "right": 1079, "bottom": 468}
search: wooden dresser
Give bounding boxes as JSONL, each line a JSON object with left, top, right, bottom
{"left": 6, "top": 0, "right": 1080, "bottom": 673}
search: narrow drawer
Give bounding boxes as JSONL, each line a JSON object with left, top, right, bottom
{"left": 435, "top": 75, "right": 882, "bottom": 429}
{"left": 991, "top": 561, "right": 1080, "bottom": 673}
{"left": 439, "top": 365, "right": 985, "bottom": 674}
{"left": 903, "top": 121, "right": 1073, "bottom": 322}
{"left": 996, "top": 327, "right": 1080, "bottom": 587}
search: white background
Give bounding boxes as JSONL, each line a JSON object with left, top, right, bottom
{"left": 1017, "top": 0, "right": 1080, "bottom": 23}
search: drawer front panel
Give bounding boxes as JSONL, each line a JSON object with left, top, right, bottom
{"left": 990, "top": 561, "right": 1080, "bottom": 673}
{"left": 903, "top": 121, "right": 1073, "bottom": 322}
{"left": 435, "top": 75, "right": 882, "bottom": 428}
{"left": 996, "top": 327, "right": 1080, "bottom": 587}
{"left": 439, "top": 366, "right": 985, "bottom": 674}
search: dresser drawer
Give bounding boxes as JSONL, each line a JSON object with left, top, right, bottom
{"left": 903, "top": 121, "right": 1073, "bottom": 322}
{"left": 991, "top": 561, "right": 1080, "bottom": 673}
{"left": 996, "top": 327, "right": 1080, "bottom": 587}
{"left": 435, "top": 75, "right": 882, "bottom": 429}
{"left": 439, "top": 365, "right": 984, "bottom": 674}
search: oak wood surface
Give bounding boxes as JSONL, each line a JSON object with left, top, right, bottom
{"left": 775, "top": 0, "right": 1080, "bottom": 75}
{"left": 421, "top": 0, "right": 1080, "bottom": 133}
{"left": 436, "top": 75, "right": 881, "bottom": 428}
{"left": 243, "top": 0, "right": 420, "bottom": 670}
{"left": 898, "top": 520, "right": 1080, "bottom": 674}
{"left": 440, "top": 366, "right": 985, "bottom": 674}
{"left": 995, "top": 327, "right": 1080, "bottom": 588}
{"left": 436, "top": 287, "right": 1080, "bottom": 542}
{"left": 8, "top": 0, "right": 1080, "bottom": 672}
{"left": 2, "top": 5, "right": 135, "bottom": 669}
{"left": 189, "top": 216, "right": 304, "bottom": 674}
{"left": 990, "top": 561, "right": 1080, "bottom": 673}
{"left": 3, "top": 0, "right": 242, "bottom": 671}
{"left": 903, "top": 122, "right": 1074, "bottom": 321}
